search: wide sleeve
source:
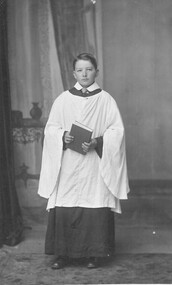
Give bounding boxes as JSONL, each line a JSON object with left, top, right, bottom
{"left": 95, "top": 136, "right": 103, "bottom": 158}
{"left": 99, "top": 97, "right": 130, "bottom": 200}
{"left": 38, "top": 97, "right": 65, "bottom": 199}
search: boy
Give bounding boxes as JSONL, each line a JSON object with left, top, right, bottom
{"left": 38, "top": 53, "right": 130, "bottom": 269}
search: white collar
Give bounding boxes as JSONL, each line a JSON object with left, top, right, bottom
{"left": 74, "top": 82, "right": 100, "bottom": 92}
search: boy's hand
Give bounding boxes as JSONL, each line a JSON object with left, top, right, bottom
{"left": 64, "top": 131, "right": 74, "bottom": 144}
{"left": 82, "top": 139, "right": 97, "bottom": 153}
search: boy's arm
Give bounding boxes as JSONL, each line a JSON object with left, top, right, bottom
{"left": 95, "top": 136, "right": 103, "bottom": 158}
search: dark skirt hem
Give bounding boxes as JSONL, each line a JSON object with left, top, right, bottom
{"left": 45, "top": 206, "right": 115, "bottom": 258}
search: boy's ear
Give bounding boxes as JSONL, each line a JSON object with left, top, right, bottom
{"left": 73, "top": 71, "right": 77, "bottom": 79}
{"left": 96, "top": 69, "right": 99, "bottom": 77}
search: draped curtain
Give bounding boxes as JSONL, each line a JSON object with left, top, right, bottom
{"left": 0, "top": 0, "right": 23, "bottom": 247}
{"left": 50, "top": 0, "right": 100, "bottom": 90}
{"left": 8, "top": 0, "right": 102, "bottom": 115}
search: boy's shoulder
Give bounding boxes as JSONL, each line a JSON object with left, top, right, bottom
{"left": 55, "top": 90, "right": 70, "bottom": 100}
{"left": 100, "top": 89, "right": 118, "bottom": 108}
{"left": 50, "top": 90, "right": 69, "bottom": 108}
{"left": 101, "top": 89, "right": 115, "bottom": 99}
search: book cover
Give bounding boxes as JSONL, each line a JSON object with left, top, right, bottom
{"left": 67, "top": 121, "right": 93, "bottom": 155}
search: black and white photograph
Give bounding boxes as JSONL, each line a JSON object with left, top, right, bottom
{"left": 0, "top": 0, "right": 172, "bottom": 284}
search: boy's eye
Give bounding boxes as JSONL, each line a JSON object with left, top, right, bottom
{"left": 76, "top": 68, "right": 93, "bottom": 72}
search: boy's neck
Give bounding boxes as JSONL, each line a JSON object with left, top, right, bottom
{"left": 79, "top": 81, "right": 95, "bottom": 89}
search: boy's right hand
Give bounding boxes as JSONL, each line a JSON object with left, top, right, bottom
{"left": 64, "top": 131, "right": 74, "bottom": 144}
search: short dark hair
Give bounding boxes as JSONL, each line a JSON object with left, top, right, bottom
{"left": 73, "top": 53, "right": 98, "bottom": 70}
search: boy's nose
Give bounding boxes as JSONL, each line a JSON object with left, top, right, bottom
{"left": 82, "top": 70, "right": 87, "bottom": 77}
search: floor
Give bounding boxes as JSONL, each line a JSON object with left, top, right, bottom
{"left": 1, "top": 186, "right": 172, "bottom": 284}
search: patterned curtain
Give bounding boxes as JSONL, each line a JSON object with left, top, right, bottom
{"left": 0, "top": 0, "right": 23, "bottom": 247}
{"left": 50, "top": 0, "right": 92, "bottom": 90}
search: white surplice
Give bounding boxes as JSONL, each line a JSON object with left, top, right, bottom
{"left": 38, "top": 82, "right": 130, "bottom": 213}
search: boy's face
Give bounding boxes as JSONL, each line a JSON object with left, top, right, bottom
{"left": 73, "top": 60, "right": 98, "bottom": 88}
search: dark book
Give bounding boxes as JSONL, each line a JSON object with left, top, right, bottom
{"left": 67, "top": 121, "right": 93, "bottom": 155}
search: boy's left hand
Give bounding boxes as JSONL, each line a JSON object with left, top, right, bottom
{"left": 82, "top": 139, "right": 97, "bottom": 153}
